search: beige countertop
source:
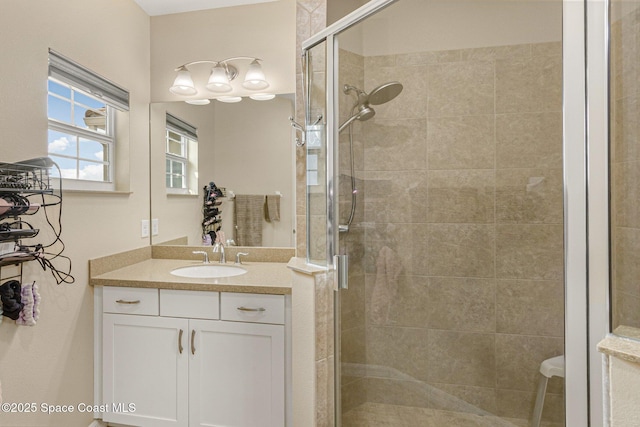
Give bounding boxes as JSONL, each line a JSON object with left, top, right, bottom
{"left": 90, "top": 258, "right": 292, "bottom": 295}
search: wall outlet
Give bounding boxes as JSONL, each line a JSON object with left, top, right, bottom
{"left": 141, "top": 219, "right": 150, "bottom": 238}
{"left": 152, "top": 219, "right": 159, "bottom": 236}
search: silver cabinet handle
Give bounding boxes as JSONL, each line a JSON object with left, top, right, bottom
{"left": 237, "top": 306, "right": 266, "bottom": 312}
{"left": 116, "top": 299, "right": 141, "bottom": 304}
{"left": 191, "top": 329, "right": 196, "bottom": 355}
{"left": 178, "top": 329, "right": 184, "bottom": 354}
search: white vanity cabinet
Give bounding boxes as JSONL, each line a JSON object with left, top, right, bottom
{"left": 100, "top": 286, "right": 287, "bottom": 427}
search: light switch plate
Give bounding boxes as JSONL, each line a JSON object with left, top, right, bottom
{"left": 141, "top": 219, "right": 150, "bottom": 238}
{"left": 152, "top": 219, "right": 159, "bottom": 236}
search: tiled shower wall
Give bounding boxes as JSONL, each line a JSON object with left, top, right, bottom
{"left": 339, "top": 42, "right": 565, "bottom": 423}
{"left": 611, "top": 7, "right": 640, "bottom": 331}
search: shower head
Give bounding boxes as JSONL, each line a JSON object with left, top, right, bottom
{"left": 368, "top": 81, "right": 403, "bottom": 105}
{"left": 338, "top": 81, "right": 402, "bottom": 133}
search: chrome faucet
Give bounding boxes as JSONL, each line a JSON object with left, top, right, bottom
{"left": 192, "top": 251, "right": 210, "bottom": 264}
{"left": 212, "top": 242, "right": 226, "bottom": 263}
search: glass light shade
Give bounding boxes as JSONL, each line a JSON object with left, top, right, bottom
{"left": 249, "top": 93, "right": 276, "bottom": 101}
{"left": 169, "top": 69, "right": 197, "bottom": 96}
{"left": 206, "top": 65, "right": 232, "bottom": 93}
{"left": 242, "top": 60, "right": 269, "bottom": 90}
{"left": 216, "top": 96, "right": 242, "bottom": 103}
{"left": 185, "top": 99, "right": 211, "bottom": 105}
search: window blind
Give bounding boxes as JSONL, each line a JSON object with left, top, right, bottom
{"left": 166, "top": 113, "right": 198, "bottom": 140}
{"left": 48, "top": 49, "right": 130, "bottom": 111}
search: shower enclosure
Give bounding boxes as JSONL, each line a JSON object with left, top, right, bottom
{"left": 302, "top": 0, "right": 601, "bottom": 425}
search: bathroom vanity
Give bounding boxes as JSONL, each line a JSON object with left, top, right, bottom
{"left": 90, "top": 248, "right": 293, "bottom": 427}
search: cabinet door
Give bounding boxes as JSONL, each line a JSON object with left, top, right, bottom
{"left": 103, "top": 314, "right": 189, "bottom": 427}
{"left": 189, "top": 319, "right": 285, "bottom": 427}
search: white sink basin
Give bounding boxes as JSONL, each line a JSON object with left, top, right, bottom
{"left": 170, "top": 264, "right": 247, "bottom": 279}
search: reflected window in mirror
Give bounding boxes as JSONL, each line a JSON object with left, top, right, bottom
{"left": 165, "top": 113, "right": 198, "bottom": 195}
{"left": 47, "top": 49, "right": 129, "bottom": 191}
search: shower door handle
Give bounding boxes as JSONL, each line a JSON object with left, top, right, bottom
{"left": 334, "top": 254, "right": 349, "bottom": 290}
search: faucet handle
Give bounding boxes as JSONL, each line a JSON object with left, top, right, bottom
{"left": 235, "top": 252, "right": 249, "bottom": 265}
{"left": 192, "top": 251, "right": 210, "bottom": 264}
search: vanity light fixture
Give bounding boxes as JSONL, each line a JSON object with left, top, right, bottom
{"left": 170, "top": 57, "right": 272, "bottom": 102}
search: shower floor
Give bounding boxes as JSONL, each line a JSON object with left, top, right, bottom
{"left": 342, "top": 402, "right": 564, "bottom": 427}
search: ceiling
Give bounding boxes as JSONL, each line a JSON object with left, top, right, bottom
{"left": 134, "top": 0, "right": 278, "bottom": 16}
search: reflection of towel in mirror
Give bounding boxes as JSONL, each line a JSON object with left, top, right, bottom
{"left": 234, "top": 195, "right": 264, "bottom": 246}
{"left": 371, "top": 246, "right": 402, "bottom": 325}
{"left": 264, "top": 195, "right": 281, "bottom": 222}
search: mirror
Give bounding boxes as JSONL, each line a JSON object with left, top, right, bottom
{"left": 150, "top": 95, "right": 295, "bottom": 247}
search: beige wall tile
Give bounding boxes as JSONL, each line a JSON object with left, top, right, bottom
{"left": 496, "top": 279, "right": 564, "bottom": 337}
{"left": 496, "top": 112, "right": 563, "bottom": 169}
{"left": 364, "top": 170, "right": 429, "bottom": 224}
{"left": 427, "top": 224, "right": 495, "bottom": 278}
{"left": 364, "top": 223, "right": 430, "bottom": 276}
{"left": 427, "top": 277, "right": 496, "bottom": 333}
{"left": 496, "top": 389, "right": 564, "bottom": 423}
{"left": 364, "top": 377, "right": 434, "bottom": 408}
{"left": 433, "top": 383, "right": 497, "bottom": 414}
{"left": 341, "top": 326, "right": 366, "bottom": 364}
{"left": 341, "top": 377, "right": 367, "bottom": 414}
{"left": 495, "top": 55, "right": 562, "bottom": 113}
{"left": 531, "top": 41, "right": 562, "bottom": 57}
{"left": 496, "top": 224, "right": 564, "bottom": 280}
{"left": 614, "top": 291, "right": 640, "bottom": 329}
{"left": 316, "top": 274, "right": 334, "bottom": 360}
{"left": 363, "top": 118, "right": 427, "bottom": 171}
{"left": 365, "top": 65, "right": 428, "bottom": 120}
{"left": 495, "top": 334, "right": 564, "bottom": 392}
{"left": 613, "top": 95, "right": 640, "bottom": 163}
{"left": 614, "top": 160, "right": 640, "bottom": 229}
{"left": 428, "top": 61, "right": 494, "bottom": 117}
{"left": 367, "top": 326, "right": 431, "bottom": 382}
{"left": 365, "top": 274, "right": 429, "bottom": 327}
{"left": 427, "top": 169, "right": 495, "bottom": 223}
{"left": 428, "top": 115, "right": 495, "bottom": 170}
{"left": 427, "top": 330, "right": 496, "bottom": 387}
{"left": 614, "top": 227, "right": 640, "bottom": 298}
{"left": 496, "top": 168, "right": 563, "bottom": 224}
{"left": 341, "top": 273, "right": 365, "bottom": 331}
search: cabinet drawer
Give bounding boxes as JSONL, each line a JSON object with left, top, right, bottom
{"left": 103, "top": 287, "right": 159, "bottom": 315}
{"left": 160, "top": 289, "right": 220, "bottom": 320}
{"left": 220, "top": 293, "right": 285, "bottom": 324}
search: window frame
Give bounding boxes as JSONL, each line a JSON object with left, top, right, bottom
{"left": 47, "top": 77, "right": 116, "bottom": 189}
{"left": 165, "top": 114, "right": 197, "bottom": 195}
{"left": 47, "top": 49, "right": 129, "bottom": 192}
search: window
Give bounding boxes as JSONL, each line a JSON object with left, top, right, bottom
{"left": 47, "top": 49, "right": 129, "bottom": 190}
{"left": 165, "top": 113, "right": 197, "bottom": 194}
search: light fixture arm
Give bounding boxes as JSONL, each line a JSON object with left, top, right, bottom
{"left": 174, "top": 57, "right": 264, "bottom": 71}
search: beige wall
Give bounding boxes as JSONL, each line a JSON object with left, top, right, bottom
{"left": 150, "top": 0, "right": 296, "bottom": 103}
{"left": 0, "top": 0, "right": 150, "bottom": 426}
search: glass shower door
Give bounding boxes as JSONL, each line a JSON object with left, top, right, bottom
{"left": 331, "top": 1, "right": 566, "bottom": 426}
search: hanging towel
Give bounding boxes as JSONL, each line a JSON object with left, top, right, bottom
{"left": 234, "top": 195, "right": 264, "bottom": 246}
{"left": 264, "top": 195, "right": 281, "bottom": 222}
{"left": 17, "top": 282, "right": 38, "bottom": 326}
{"left": 371, "top": 246, "right": 403, "bottom": 325}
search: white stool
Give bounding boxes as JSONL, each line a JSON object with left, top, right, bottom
{"left": 531, "top": 355, "right": 564, "bottom": 427}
